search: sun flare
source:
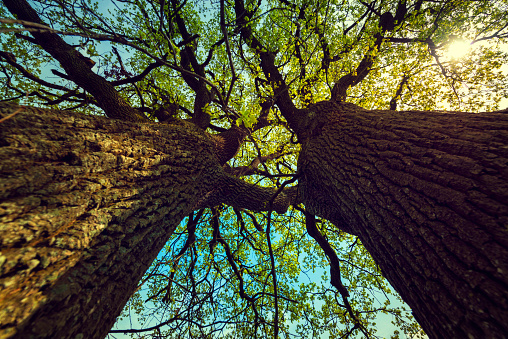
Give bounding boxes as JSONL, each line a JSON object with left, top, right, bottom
{"left": 447, "top": 40, "right": 471, "bottom": 59}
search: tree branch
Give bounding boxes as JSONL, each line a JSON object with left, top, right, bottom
{"left": 303, "top": 211, "right": 372, "bottom": 337}
{"left": 195, "top": 173, "right": 293, "bottom": 214}
{"left": 304, "top": 212, "right": 348, "bottom": 297}
{"left": 110, "top": 60, "right": 163, "bottom": 86}
{"left": 225, "top": 150, "right": 284, "bottom": 177}
{"left": 233, "top": 0, "right": 301, "bottom": 132}
{"left": 220, "top": 0, "right": 238, "bottom": 106}
{"left": 331, "top": 33, "right": 383, "bottom": 102}
{"left": 0, "top": 51, "right": 71, "bottom": 91}
{"left": 2, "top": 1, "right": 147, "bottom": 122}
{"left": 160, "top": 209, "right": 205, "bottom": 303}
{"left": 389, "top": 73, "right": 409, "bottom": 110}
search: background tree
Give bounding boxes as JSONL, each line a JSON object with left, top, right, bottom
{"left": 0, "top": 0, "right": 507, "bottom": 338}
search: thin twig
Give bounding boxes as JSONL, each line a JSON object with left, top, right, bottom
{"left": 0, "top": 18, "right": 52, "bottom": 29}
{"left": 0, "top": 106, "right": 24, "bottom": 123}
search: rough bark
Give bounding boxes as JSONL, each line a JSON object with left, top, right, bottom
{"left": 0, "top": 103, "right": 290, "bottom": 338}
{"left": 0, "top": 103, "right": 221, "bottom": 338}
{"left": 210, "top": 126, "right": 248, "bottom": 166}
{"left": 298, "top": 100, "right": 508, "bottom": 338}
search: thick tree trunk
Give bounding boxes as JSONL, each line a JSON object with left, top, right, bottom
{"left": 298, "top": 101, "right": 508, "bottom": 338}
{"left": 0, "top": 103, "right": 223, "bottom": 338}
{"left": 0, "top": 103, "right": 292, "bottom": 339}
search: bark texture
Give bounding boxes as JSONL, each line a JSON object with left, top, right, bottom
{"left": 298, "top": 100, "right": 508, "bottom": 338}
{"left": 0, "top": 106, "right": 221, "bottom": 338}
{"left": 0, "top": 103, "right": 221, "bottom": 338}
{"left": 0, "top": 103, "right": 293, "bottom": 338}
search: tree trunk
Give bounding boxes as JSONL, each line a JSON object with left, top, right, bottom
{"left": 0, "top": 103, "right": 223, "bottom": 338}
{"left": 298, "top": 101, "right": 508, "bottom": 338}
{"left": 0, "top": 103, "right": 293, "bottom": 338}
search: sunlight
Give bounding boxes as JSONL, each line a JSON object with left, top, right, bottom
{"left": 447, "top": 40, "right": 471, "bottom": 59}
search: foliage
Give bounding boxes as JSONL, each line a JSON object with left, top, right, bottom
{"left": 1, "top": 0, "right": 507, "bottom": 338}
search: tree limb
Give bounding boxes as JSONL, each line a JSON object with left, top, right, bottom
{"left": 233, "top": 0, "right": 301, "bottom": 132}
{"left": 331, "top": 33, "right": 384, "bottom": 102}
{"left": 2, "top": 1, "right": 146, "bottom": 122}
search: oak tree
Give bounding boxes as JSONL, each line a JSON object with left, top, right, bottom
{"left": 0, "top": 0, "right": 507, "bottom": 338}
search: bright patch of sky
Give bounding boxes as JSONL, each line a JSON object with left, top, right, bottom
{"left": 447, "top": 40, "right": 471, "bottom": 60}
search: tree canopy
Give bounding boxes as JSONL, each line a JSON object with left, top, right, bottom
{"left": 1, "top": 0, "right": 507, "bottom": 338}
